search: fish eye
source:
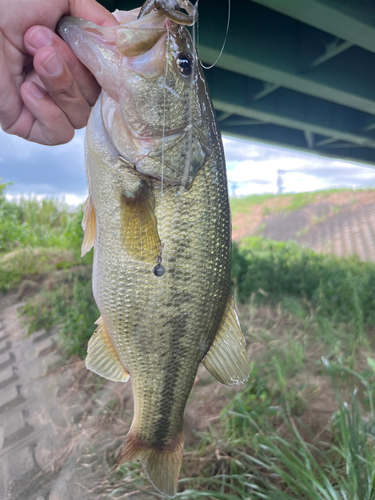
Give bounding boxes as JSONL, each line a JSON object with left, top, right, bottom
{"left": 176, "top": 52, "right": 193, "bottom": 77}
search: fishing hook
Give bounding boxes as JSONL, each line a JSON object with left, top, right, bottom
{"left": 153, "top": 243, "right": 165, "bottom": 277}
{"left": 138, "top": 0, "right": 198, "bottom": 26}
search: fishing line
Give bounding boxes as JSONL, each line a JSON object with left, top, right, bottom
{"left": 154, "top": 23, "right": 170, "bottom": 277}
{"left": 196, "top": 0, "right": 231, "bottom": 70}
{"left": 161, "top": 24, "right": 170, "bottom": 201}
{"left": 181, "top": 10, "right": 197, "bottom": 188}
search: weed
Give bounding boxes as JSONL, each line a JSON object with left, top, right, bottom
{"left": 230, "top": 194, "right": 277, "bottom": 216}
{"left": 0, "top": 181, "right": 92, "bottom": 290}
{"left": 230, "top": 188, "right": 356, "bottom": 219}
{"left": 262, "top": 206, "right": 271, "bottom": 216}
{"left": 232, "top": 237, "right": 375, "bottom": 336}
{"left": 0, "top": 247, "right": 77, "bottom": 291}
{"left": 21, "top": 267, "right": 99, "bottom": 358}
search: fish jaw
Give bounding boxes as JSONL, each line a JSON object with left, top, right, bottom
{"left": 57, "top": 17, "right": 121, "bottom": 101}
{"left": 57, "top": 12, "right": 169, "bottom": 98}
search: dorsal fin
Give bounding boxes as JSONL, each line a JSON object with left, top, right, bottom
{"left": 81, "top": 195, "right": 97, "bottom": 257}
{"left": 203, "top": 295, "right": 251, "bottom": 385}
{"left": 86, "top": 316, "right": 130, "bottom": 383}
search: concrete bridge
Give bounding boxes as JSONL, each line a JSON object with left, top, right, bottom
{"left": 99, "top": 0, "right": 375, "bottom": 166}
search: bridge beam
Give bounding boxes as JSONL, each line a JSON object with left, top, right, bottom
{"left": 197, "top": 0, "right": 375, "bottom": 115}
{"left": 250, "top": 0, "right": 375, "bottom": 54}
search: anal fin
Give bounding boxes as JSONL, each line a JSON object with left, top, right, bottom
{"left": 121, "top": 181, "right": 160, "bottom": 263}
{"left": 203, "top": 295, "right": 251, "bottom": 385}
{"left": 86, "top": 316, "right": 130, "bottom": 383}
{"left": 81, "top": 195, "right": 97, "bottom": 257}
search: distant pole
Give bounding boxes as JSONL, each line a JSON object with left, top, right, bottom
{"left": 277, "top": 169, "right": 286, "bottom": 194}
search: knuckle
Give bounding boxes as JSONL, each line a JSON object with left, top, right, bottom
{"left": 56, "top": 79, "right": 78, "bottom": 101}
{"left": 48, "top": 123, "right": 75, "bottom": 145}
{"left": 72, "top": 109, "right": 90, "bottom": 129}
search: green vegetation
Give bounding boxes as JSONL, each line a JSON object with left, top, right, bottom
{"left": 21, "top": 267, "right": 99, "bottom": 358}
{"left": 0, "top": 179, "right": 91, "bottom": 291}
{"left": 0, "top": 180, "right": 97, "bottom": 357}
{"left": 229, "top": 188, "right": 359, "bottom": 217}
{"left": 230, "top": 193, "right": 277, "bottom": 216}
{"left": 2, "top": 181, "right": 375, "bottom": 498}
{"left": 231, "top": 236, "right": 375, "bottom": 336}
{"left": 0, "top": 179, "right": 76, "bottom": 253}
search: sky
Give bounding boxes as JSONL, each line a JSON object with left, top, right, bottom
{"left": 1, "top": 127, "right": 375, "bottom": 204}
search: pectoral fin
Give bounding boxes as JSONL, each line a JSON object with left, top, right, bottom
{"left": 86, "top": 316, "right": 130, "bottom": 383}
{"left": 203, "top": 296, "right": 250, "bottom": 385}
{"left": 121, "top": 181, "right": 160, "bottom": 263}
{"left": 81, "top": 196, "right": 97, "bottom": 257}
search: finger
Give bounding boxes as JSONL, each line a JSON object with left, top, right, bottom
{"left": 32, "top": 46, "right": 92, "bottom": 129}
{"left": 11, "top": 81, "right": 75, "bottom": 145}
{"left": 68, "top": 0, "right": 118, "bottom": 27}
{"left": 0, "top": 39, "right": 25, "bottom": 131}
{"left": 25, "top": 26, "right": 100, "bottom": 106}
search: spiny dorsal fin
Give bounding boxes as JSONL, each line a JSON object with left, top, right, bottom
{"left": 86, "top": 316, "right": 130, "bottom": 383}
{"left": 203, "top": 295, "right": 250, "bottom": 385}
{"left": 121, "top": 181, "right": 160, "bottom": 263}
{"left": 118, "top": 430, "right": 184, "bottom": 498}
{"left": 81, "top": 195, "right": 97, "bottom": 257}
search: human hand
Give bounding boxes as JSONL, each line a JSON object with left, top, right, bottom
{"left": 0, "top": 0, "right": 117, "bottom": 145}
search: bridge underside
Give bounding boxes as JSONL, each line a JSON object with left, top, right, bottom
{"left": 99, "top": 0, "right": 375, "bottom": 166}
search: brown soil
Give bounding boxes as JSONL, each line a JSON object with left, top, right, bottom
{"left": 232, "top": 190, "right": 375, "bottom": 262}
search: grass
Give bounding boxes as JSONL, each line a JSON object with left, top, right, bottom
{"left": 229, "top": 188, "right": 366, "bottom": 218}
{"left": 0, "top": 179, "right": 92, "bottom": 291}
{"left": 230, "top": 194, "right": 277, "bottom": 216}
{"left": 2, "top": 181, "right": 375, "bottom": 498}
{"left": 21, "top": 266, "right": 99, "bottom": 358}
{"left": 231, "top": 237, "right": 375, "bottom": 336}
{"left": 60, "top": 296, "right": 375, "bottom": 499}
{"left": 0, "top": 247, "right": 77, "bottom": 292}
{"left": 169, "top": 299, "right": 375, "bottom": 499}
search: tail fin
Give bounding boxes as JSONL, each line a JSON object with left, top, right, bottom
{"left": 118, "top": 431, "right": 184, "bottom": 498}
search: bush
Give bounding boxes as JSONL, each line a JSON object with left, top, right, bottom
{"left": 231, "top": 237, "right": 375, "bottom": 329}
{"left": 0, "top": 180, "right": 93, "bottom": 289}
{"left": 22, "top": 267, "right": 99, "bottom": 358}
{"left": 0, "top": 179, "right": 90, "bottom": 260}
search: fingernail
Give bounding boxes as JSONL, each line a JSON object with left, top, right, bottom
{"left": 42, "top": 52, "right": 63, "bottom": 77}
{"left": 27, "top": 82, "right": 45, "bottom": 99}
{"left": 28, "top": 26, "right": 53, "bottom": 49}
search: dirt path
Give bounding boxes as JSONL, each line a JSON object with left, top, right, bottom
{"left": 0, "top": 292, "right": 80, "bottom": 499}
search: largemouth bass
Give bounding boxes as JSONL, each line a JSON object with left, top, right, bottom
{"left": 58, "top": 6, "right": 250, "bottom": 497}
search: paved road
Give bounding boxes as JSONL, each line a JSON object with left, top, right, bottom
{"left": 0, "top": 293, "right": 155, "bottom": 500}
{"left": 0, "top": 291, "right": 95, "bottom": 500}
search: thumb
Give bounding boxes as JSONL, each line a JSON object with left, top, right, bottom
{"left": 68, "top": 0, "right": 118, "bottom": 26}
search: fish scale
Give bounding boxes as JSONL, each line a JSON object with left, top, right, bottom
{"left": 58, "top": 6, "right": 250, "bottom": 497}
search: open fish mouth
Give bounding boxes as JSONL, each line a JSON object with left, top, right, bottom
{"left": 138, "top": 0, "right": 198, "bottom": 26}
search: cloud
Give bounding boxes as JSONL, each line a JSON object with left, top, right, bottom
{"left": 0, "top": 128, "right": 87, "bottom": 198}
{"left": 2, "top": 126, "right": 375, "bottom": 200}
{"left": 225, "top": 141, "right": 375, "bottom": 196}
